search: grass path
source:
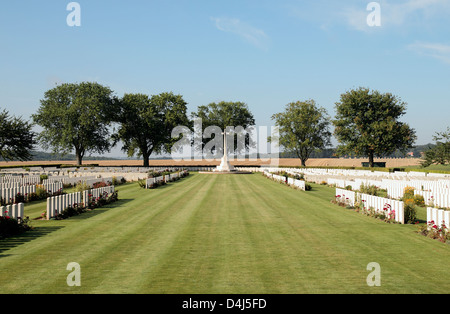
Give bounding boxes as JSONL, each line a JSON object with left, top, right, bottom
{"left": 1, "top": 173, "right": 449, "bottom": 293}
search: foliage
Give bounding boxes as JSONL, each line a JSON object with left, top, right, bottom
{"left": 421, "top": 127, "right": 450, "bottom": 167}
{"left": 112, "top": 92, "right": 190, "bottom": 167}
{"left": 0, "top": 216, "right": 32, "bottom": 239}
{"left": 332, "top": 87, "right": 416, "bottom": 167}
{"left": 55, "top": 204, "right": 86, "bottom": 220}
{"left": 413, "top": 194, "right": 425, "bottom": 207}
{"left": 403, "top": 186, "right": 415, "bottom": 199}
{"left": 359, "top": 183, "right": 379, "bottom": 196}
{"left": 74, "top": 182, "right": 90, "bottom": 192}
{"left": 14, "top": 193, "right": 26, "bottom": 204}
{"left": 40, "top": 174, "right": 48, "bottom": 182}
{"left": 271, "top": 100, "right": 332, "bottom": 166}
{"left": 0, "top": 109, "right": 36, "bottom": 161}
{"left": 32, "top": 82, "right": 116, "bottom": 166}
{"left": 348, "top": 201, "right": 399, "bottom": 224}
{"left": 137, "top": 179, "right": 146, "bottom": 189}
{"left": 403, "top": 198, "right": 417, "bottom": 224}
{"left": 112, "top": 176, "right": 124, "bottom": 186}
{"left": 192, "top": 101, "right": 255, "bottom": 157}
{"left": 93, "top": 181, "right": 110, "bottom": 189}
{"left": 417, "top": 221, "right": 450, "bottom": 243}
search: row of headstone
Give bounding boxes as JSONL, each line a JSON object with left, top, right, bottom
{"left": 415, "top": 190, "right": 450, "bottom": 209}
{"left": 1, "top": 185, "right": 37, "bottom": 204}
{"left": 358, "top": 193, "right": 405, "bottom": 224}
{"left": 82, "top": 185, "right": 115, "bottom": 201}
{"left": 0, "top": 175, "right": 41, "bottom": 185}
{"left": 46, "top": 192, "right": 82, "bottom": 220}
{"left": 0, "top": 182, "right": 21, "bottom": 189}
{"left": 145, "top": 171, "right": 189, "bottom": 189}
{"left": 263, "top": 170, "right": 307, "bottom": 191}
{"left": 287, "top": 177, "right": 306, "bottom": 191}
{"left": 0, "top": 203, "right": 25, "bottom": 222}
{"left": 43, "top": 176, "right": 97, "bottom": 186}
{"left": 335, "top": 188, "right": 357, "bottom": 207}
{"left": 264, "top": 171, "right": 287, "bottom": 184}
{"left": 427, "top": 207, "right": 450, "bottom": 229}
{"left": 41, "top": 182, "right": 64, "bottom": 195}
{"left": 46, "top": 186, "right": 116, "bottom": 220}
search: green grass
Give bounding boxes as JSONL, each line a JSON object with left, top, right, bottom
{"left": 1, "top": 173, "right": 450, "bottom": 294}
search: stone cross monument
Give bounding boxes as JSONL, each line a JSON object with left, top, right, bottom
{"left": 213, "top": 130, "right": 236, "bottom": 172}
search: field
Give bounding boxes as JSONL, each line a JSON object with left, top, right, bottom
{"left": 1, "top": 172, "right": 449, "bottom": 294}
{"left": 0, "top": 157, "right": 422, "bottom": 168}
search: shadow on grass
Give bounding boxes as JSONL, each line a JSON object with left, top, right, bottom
{"left": 65, "top": 198, "right": 134, "bottom": 220}
{"left": 143, "top": 174, "right": 194, "bottom": 191}
{"left": 0, "top": 198, "right": 135, "bottom": 256}
{"left": 0, "top": 226, "right": 63, "bottom": 257}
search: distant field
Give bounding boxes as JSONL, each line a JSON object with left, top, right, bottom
{"left": 0, "top": 158, "right": 423, "bottom": 168}
{"left": 1, "top": 173, "right": 449, "bottom": 294}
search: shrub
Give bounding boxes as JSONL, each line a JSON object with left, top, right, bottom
{"left": 360, "top": 183, "right": 379, "bottom": 196}
{"left": 14, "top": 193, "right": 26, "bottom": 204}
{"left": 112, "top": 176, "right": 121, "bottom": 186}
{"left": 414, "top": 194, "right": 425, "bottom": 207}
{"left": 137, "top": 179, "right": 146, "bottom": 189}
{"left": 417, "top": 221, "right": 450, "bottom": 243}
{"left": 403, "top": 186, "right": 415, "bottom": 199}
{"left": 305, "top": 183, "right": 312, "bottom": 191}
{"left": 0, "top": 216, "right": 32, "bottom": 239}
{"left": 40, "top": 174, "right": 48, "bottom": 182}
{"left": 36, "top": 187, "right": 48, "bottom": 200}
{"left": 404, "top": 198, "right": 417, "bottom": 224}
{"left": 93, "top": 181, "right": 108, "bottom": 189}
{"left": 75, "top": 182, "right": 90, "bottom": 192}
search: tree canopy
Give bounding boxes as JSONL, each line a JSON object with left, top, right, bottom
{"left": 32, "top": 82, "right": 115, "bottom": 166}
{"left": 421, "top": 127, "right": 450, "bottom": 167}
{"left": 0, "top": 109, "right": 36, "bottom": 161}
{"left": 333, "top": 87, "right": 416, "bottom": 167}
{"left": 271, "top": 100, "right": 331, "bottom": 166}
{"left": 191, "top": 101, "right": 255, "bottom": 158}
{"left": 112, "top": 92, "right": 190, "bottom": 167}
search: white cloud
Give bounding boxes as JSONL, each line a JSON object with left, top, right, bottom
{"left": 211, "top": 17, "right": 269, "bottom": 50}
{"left": 408, "top": 42, "right": 450, "bottom": 65}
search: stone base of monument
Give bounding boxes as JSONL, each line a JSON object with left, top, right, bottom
{"left": 199, "top": 158, "right": 252, "bottom": 174}
{"left": 199, "top": 170, "right": 253, "bottom": 174}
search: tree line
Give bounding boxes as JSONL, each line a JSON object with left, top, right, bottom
{"left": 0, "top": 82, "right": 448, "bottom": 168}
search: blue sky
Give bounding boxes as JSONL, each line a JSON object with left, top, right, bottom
{"left": 0, "top": 0, "right": 449, "bottom": 157}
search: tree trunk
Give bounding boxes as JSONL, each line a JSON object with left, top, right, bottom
{"left": 368, "top": 151, "right": 374, "bottom": 168}
{"left": 142, "top": 151, "right": 150, "bottom": 167}
{"left": 301, "top": 159, "right": 307, "bottom": 167}
{"left": 75, "top": 147, "right": 84, "bottom": 167}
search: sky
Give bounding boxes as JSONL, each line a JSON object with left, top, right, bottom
{"left": 0, "top": 0, "right": 449, "bottom": 158}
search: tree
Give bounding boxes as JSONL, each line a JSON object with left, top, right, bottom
{"left": 271, "top": 100, "right": 331, "bottom": 167}
{"left": 333, "top": 87, "right": 416, "bottom": 168}
{"left": 112, "top": 92, "right": 190, "bottom": 167}
{"left": 421, "top": 127, "right": 450, "bottom": 167}
{"left": 192, "top": 101, "right": 255, "bottom": 157}
{"left": 0, "top": 109, "right": 36, "bottom": 161}
{"left": 32, "top": 82, "right": 115, "bottom": 166}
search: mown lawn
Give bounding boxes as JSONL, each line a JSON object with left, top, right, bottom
{"left": 0, "top": 173, "right": 449, "bottom": 294}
